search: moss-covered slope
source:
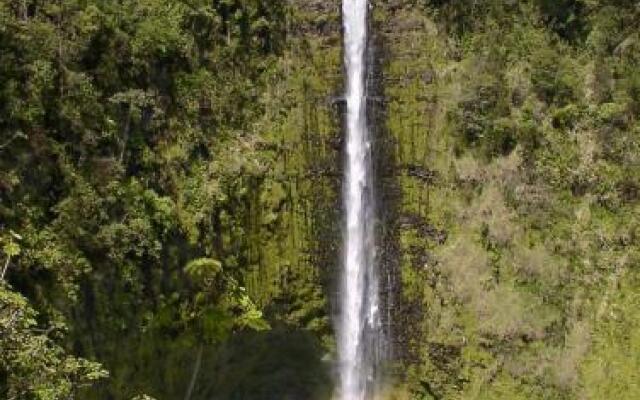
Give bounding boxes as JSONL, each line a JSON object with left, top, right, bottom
{"left": 376, "top": 1, "right": 640, "bottom": 398}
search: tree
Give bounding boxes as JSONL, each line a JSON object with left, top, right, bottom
{"left": 0, "top": 286, "right": 107, "bottom": 399}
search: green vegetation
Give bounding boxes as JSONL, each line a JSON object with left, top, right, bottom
{"left": 378, "top": 0, "right": 640, "bottom": 398}
{"left": 1, "top": 0, "right": 639, "bottom": 399}
{"left": 1, "top": 0, "right": 340, "bottom": 398}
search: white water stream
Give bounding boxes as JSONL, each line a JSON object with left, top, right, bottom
{"left": 338, "top": 1, "right": 382, "bottom": 399}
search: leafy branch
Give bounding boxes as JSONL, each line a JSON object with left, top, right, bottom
{"left": 1, "top": 231, "right": 21, "bottom": 281}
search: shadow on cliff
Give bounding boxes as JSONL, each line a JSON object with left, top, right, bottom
{"left": 198, "top": 327, "right": 333, "bottom": 400}
{"left": 81, "top": 326, "right": 333, "bottom": 400}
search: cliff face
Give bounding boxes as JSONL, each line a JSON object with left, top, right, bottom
{"left": 242, "top": 2, "right": 640, "bottom": 399}
{"left": 85, "top": 1, "right": 347, "bottom": 398}
{"left": 1, "top": 1, "right": 639, "bottom": 399}
{"left": 374, "top": 1, "right": 640, "bottom": 399}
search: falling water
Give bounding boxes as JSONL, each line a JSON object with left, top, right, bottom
{"left": 338, "top": 0, "right": 382, "bottom": 399}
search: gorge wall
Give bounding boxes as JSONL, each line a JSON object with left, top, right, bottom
{"left": 375, "top": 1, "right": 640, "bottom": 399}
{"left": 1, "top": 1, "right": 640, "bottom": 399}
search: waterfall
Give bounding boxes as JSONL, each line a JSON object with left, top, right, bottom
{"left": 338, "top": 1, "right": 382, "bottom": 399}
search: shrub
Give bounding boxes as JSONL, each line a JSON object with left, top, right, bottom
{"left": 534, "top": 0, "right": 587, "bottom": 42}
{"left": 530, "top": 48, "right": 576, "bottom": 105}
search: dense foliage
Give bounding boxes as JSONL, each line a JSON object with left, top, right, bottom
{"left": 0, "top": 0, "right": 309, "bottom": 398}
{"left": 2, "top": 0, "right": 639, "bottom": 399}
{"left": 380, "top": 0, "right": 640, "bottom": 398}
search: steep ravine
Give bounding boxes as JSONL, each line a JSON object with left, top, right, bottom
{"left": 2, "top": 1, "right": 639, "bottom": 399}
{"left": 86, "top": 1, "right": 640, "bottom": 398}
